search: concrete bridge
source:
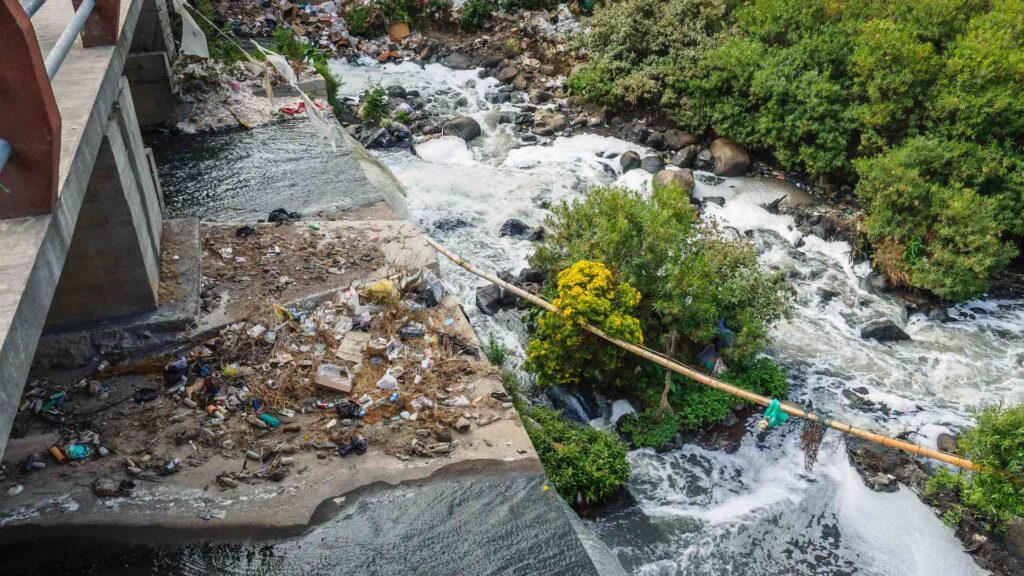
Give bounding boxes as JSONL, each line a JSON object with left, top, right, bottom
{"left": 0, "top": 0, "right": 177, "bottom": 455}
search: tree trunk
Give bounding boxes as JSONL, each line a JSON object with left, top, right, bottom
{"left": 657, "top": 333, "right": 677, "bottom": 420}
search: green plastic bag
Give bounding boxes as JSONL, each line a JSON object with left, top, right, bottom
{"left": 760, "top": 399, "right": 789, "bottom": 430}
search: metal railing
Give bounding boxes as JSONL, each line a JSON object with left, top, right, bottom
{"left": 0, "top": 0, "right": 119, "bottom": 217}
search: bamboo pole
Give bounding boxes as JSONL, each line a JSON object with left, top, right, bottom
{"left": 426, "top": 237, "right": 981, "bottom": 473}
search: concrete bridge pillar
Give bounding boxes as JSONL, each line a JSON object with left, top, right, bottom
{"left": 44, "top": 78, "right": 163, "bottom": 329}
{"left": 125, "top": 0, "right": 175, "bottom": 128}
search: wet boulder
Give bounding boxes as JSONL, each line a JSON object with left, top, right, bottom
{"left": 695, "top": 148, "right": 714, "bottom": 171}
{"left": 936, "top": 433, "right": 959, "bottom": 455}
{"left": 476, "top": 284, "right": 517, "bottom": 315}
{"left": 620, "top": 151, "right": 641, "bottom": 172}
{"left": 518, "top": 268, "right": 546, "bottom": 284}
{"left": 443, "top": 116, "right": 482, "bottom": 141}
{"left": 664, "top": 129, "right": 698, "bottom": 150}
{"left": 645, "top": 131, "right": 666, "bottom": 150}
{"left": 442, "top": 52, "right": 473, "bottom": 70}
{"left": 859, "top": 318, "right": 911, "bottom": 342}
{"left": 533, "top": 109, "right": 567, "bottom": 136}
{"left": 653, "top": 169, "right": 695, "bottom": 193}
{"left": 640, "top": 155, "right": 665, "bottom": 174}
{"left": 528, "top": 89, "right": 554, "bottom": 104}
{"left": 710, "top": 137, "right": 751, "bottom": 177}
{"left": 386, "top": 85, "right": 407, "bottom": 98}
{"left": 670, "top": 145, "right": 697, "bottom": 168}
{"left": 497, "top": 66, "right": 519, "bottom": 82}
{"left": 500, "top": 219, "right": 543, "bottom": 241}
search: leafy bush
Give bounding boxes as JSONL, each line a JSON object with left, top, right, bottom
{"left": 525, "top": 406, "right": 630, "bottom": 505}
{"left": 359, "top": 84, "right": 389, "bottom": 126}
{"left": 573, "top": 0, "right": 1024, "bottom": 299}
{"left": 926, "top": 403, "right": 1024, "bottom": 529}
{"left": 532, "top": 185, "right": 791, "bottom": 368}
{"left": 458, "top": 0, "right": 496, "bottom": 30}
{"left": 347, "top": 4, "right": 378, "bottom": 36}
{"left": 635, "top": 356, "right": 789, "bottom": 429}
{"left": 423, "top": 0, "right": 454, "bottom": 21}
{"left": 620, "top": 409, "right": 682, "bottom": 449}
{"left": 525, "top": 260, "right": 643, "bottom": 389}
{"left": 377, "top": 0, "right": 421, "bottom": 23}
{"left": 855, "top": 138, "right": 1019, "bottom": 300}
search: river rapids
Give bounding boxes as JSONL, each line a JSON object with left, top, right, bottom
{"left": 323, "top": 57, "right": 1024, "bottom": 576}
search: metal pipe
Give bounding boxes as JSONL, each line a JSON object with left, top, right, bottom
{"left": 19, "top": 0, "right": 46, "bottom": 17}
{"left": 43, "top": 0, "right": 95, "bottom": 80}
{"left": 0, "top": 139, "right": 11, "bottom": 175}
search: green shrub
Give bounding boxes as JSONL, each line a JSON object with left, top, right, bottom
{"left": 926, "top": 403, "right": 1024, "bottom": 529}
{"left": 347, "top": 4, "right": 377, "bottom": 36}
{"left": 485, "top": 333, "right": 508, "bottom": 367}
{"left": 619, "top": 409, "right": 682, "bottom": 449}
{"left": 855, "top": 137, "right": 1018, "bottom": 301}
{"left": 524, "top": 406, "right": 630, "bottom": 505}
{"left": 573, "top": 0, "right": 1024, "bottom": 299}
{"left": 360, "top": 84, "right": 389, "bottom": 126}
{"left": 501, "top": 0, "right": 558, "bottom": 11}
{"left": 531, "top": 185, "right": 791, "bottom": 369}
{"left": 459, "top": 0, "right": 496, "bottom": 30}
{"left": 632, "top": 356, "right": 789, "bottom": 429}
{"left": 273, "top": 27, "right": 306, "bottom": 64}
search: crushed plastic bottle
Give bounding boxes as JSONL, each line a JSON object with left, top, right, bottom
{"left": 64, "top": 443, "right": 95, "bottom": 460}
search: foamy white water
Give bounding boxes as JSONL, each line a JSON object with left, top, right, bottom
{"left": 330, "top": 57, "right": 1019, "bottom": 575}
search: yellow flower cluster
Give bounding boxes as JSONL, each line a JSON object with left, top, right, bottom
{"left": 526, "top": 260, "right": 643, "bottom": 388}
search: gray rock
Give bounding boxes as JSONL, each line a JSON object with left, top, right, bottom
{"left": 703, "top": 196, "right": 726, "bottom": 207}
{"left": 710, "top": 137, "right": 751, "bottom": 177}
{"left": 533, "top": 109, "right": 567, "bottom": 135}
{"left": 645, "top": 131, "right": 666, "bottom": 150}
{"left": 528, "top": 89, "right": 554, "bottom": 104}
{"left": 860, "top": 318, "right": 911, "bottom": 342}
{"left": 936, "top": 433, "right": 959, "bottom": 455}
{"left": 620, "top": 151, "right": 641, "bottom": 172}
{"left": 695, "top": 148, "right": 714, "bottom": 171}
{"left": 653, "top": 169, "right": 695, "bottom": 193}
{"left": 670, "top": 145, "right": 697, "bottom": 168}
{"left": 476, "top": 284, "right": 506, "bottom": 315}
{"left": 497, "top": 66, "right": 518, "bottom": 82}
{"left": 443, "top": 116, "right": 482, "bottom": 141}
{"left": 640, "top": 155, "right": 665, "bottom": 174}
{"left": 586, "top": 110, "right": 606, "bottom": 126}
{"left": 442, "top": 52, "right": 473, "bottom": 70}
{"left": 663, "top": 129, "right": 698, "bottom": 150}
{"left": 1003, "top": 518, "right": 1024, "bottom": 560}
{"left": 386, "top": 85, "right": 407, "bottom": 98}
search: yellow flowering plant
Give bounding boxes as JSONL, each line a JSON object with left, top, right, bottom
{"left": 525, "top": 260, "right": 643, "bottom": 389}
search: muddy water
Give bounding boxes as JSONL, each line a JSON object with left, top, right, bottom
{"left": 325, "top": 58, "right": 1021, "bottom": 575}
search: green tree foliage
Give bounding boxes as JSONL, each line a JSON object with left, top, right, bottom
{"left": 525, "top": 406, "right": 630, "bottom": 504}
{"left": 572, "top": 0, "right": 1024, "bottom": 300}
{"left": 926, "top": 404, "right": 1024, "bottom": 529}
{"left": 620, "top": 408, "right": 683, "bottom": 449}
{"left": 532, "top": 185, "right": 791, "bottom": 366}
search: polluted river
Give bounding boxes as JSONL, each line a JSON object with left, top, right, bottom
{"left": 140, "top": 58, "right": 1022, "bottom": 575}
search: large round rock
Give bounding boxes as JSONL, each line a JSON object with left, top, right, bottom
{"left": 620, "top": 151, "right": 641, "bottom": 172}
{"left": 653, "top": 169, "right": 694, "bottom": 193}
{"left": 444, "top": 116, "right": 482, "bottom": 141}
{"left": 710, "top": 137, "right": 751, "bottom": 177}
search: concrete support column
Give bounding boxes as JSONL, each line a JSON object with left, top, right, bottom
{"left": 45, "top": 79, "right": 162, "bottom": 329}
{"left": 126, "top": 0, "right": 175, "bottom": 128}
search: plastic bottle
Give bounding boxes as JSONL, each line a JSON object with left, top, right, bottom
{"left": 258, "top": 413, "right": 280, "bottom": 428}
